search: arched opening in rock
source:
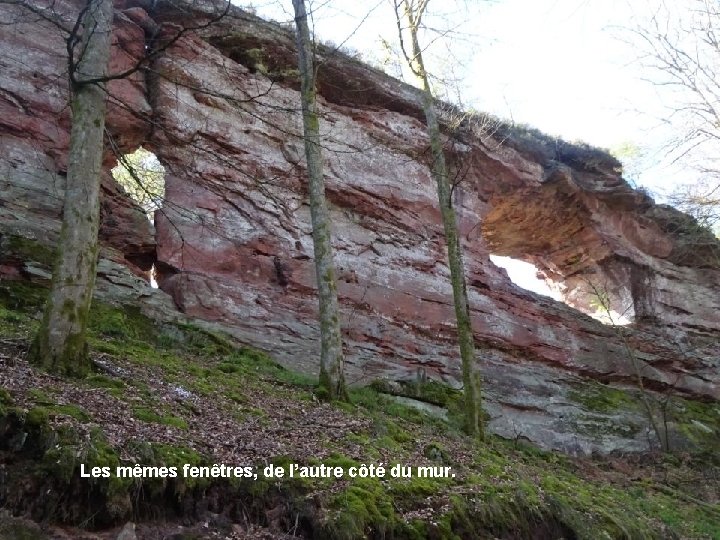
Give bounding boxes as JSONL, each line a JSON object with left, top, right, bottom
{"left": 111, "top": 148, "right": 166, "bottom": 288}
{"left": 111, "top": 147, "right": 166, "bottom": 219}
{"left": 585, "top": 292, "right": 633, "bottom": 326}
{"left": 489, "top": 255, "right": 562, "bottom": 300}
{"left": 489, "top": 254, "right": 631, "bottom": 326}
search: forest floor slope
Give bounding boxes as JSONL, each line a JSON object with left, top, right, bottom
{"left": 0, "top": 280, "right": 719, "bottom": 539}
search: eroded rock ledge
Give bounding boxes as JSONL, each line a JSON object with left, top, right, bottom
{"left": 0, "top": 0, "right": 718, "bottom": 454}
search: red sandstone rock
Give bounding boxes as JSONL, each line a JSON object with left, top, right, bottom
{"left": 1, "top": 0, "right": 718, "bottom": 454}
{"left": 0, "top": 0, "right": 154, "bottom": 275}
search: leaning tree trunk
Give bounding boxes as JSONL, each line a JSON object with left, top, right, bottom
{"left": 28, "top": 0, "right": 114, "bottom": 377}
{"left": 292, "top": 0, "right": 348, "bottom": 401}
{"left": 402, "top": 1, "right": 483, "bottom": 438}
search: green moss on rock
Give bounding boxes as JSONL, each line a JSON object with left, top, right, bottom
{"left": 567, "top": 381, "right": 638, "bottom": 413}
{"left": 322, "top": 476, "right": 397, "bottom": 539}
{"left": 3, "top": 234, "right": 56, "bottom": 267}
{"left": 0, "top": 280, "right": 48, "bottom": 313}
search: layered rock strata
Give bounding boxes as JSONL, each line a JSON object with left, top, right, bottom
{"left": 1, "top": 0, "right": 718, "bottom": 453}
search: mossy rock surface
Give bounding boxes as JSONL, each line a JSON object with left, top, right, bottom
{"left": 1, "top": 234, "right": 56, "bottom": 267}
{"left": 567, "top": 380, "right": 638, "bottom": 414}
{"left": 1, "top": 278, "right": 719, "bottom": 539}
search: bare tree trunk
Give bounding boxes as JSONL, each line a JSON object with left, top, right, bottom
{"left": 397, "top": 0, "right": 483, "bottom": 437}
{"left": 28, "top": 0, "right": 114, "bottom": 377}
{"left": 292, "top": 0, "right": 348, "bottom": 401}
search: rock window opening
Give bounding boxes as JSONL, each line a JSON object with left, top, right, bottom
{"left": 111, "top": 147, "right": 166, "bottom": 221}
{"left": 150, "top": 265, "right": 159, "bottom": 289}
{"left": 489, "top": 254, "right": 631, "bottom": 326}
{"left": 111, "top": 147, "right": 166, "bottom": 289}
{"left": 490, "top": 255, "right": 562, "bottom": 300}
{"left": 582, "top": 285, "right": 633, "bottom": 326}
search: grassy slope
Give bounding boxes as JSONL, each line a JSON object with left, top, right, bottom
{"left": 0, "top": 279, "right": 719, "bottom": 539}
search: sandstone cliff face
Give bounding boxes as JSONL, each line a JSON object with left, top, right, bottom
{"left": 1, "top": 0, "right": 718, "bottom": 454}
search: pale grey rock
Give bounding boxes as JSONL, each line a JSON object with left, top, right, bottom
{"left": 0, "top": 0, "right": 717, "bottom": 456}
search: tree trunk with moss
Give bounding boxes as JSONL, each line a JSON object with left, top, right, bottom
{"left": 292, "top": 0, "right": 348, "bottom": 401}
{"left": 28, "top": 0, "right": 114, "bottom": 377}
{"left": 396, "top": 0, "right": 483, "bottom": 437}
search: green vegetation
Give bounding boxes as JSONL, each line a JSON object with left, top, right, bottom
{"left": 48, "top": 404, "right": 91, "bottom": 423}
{"left": 0, "top": 279, "right": 47, "bottom": 337}
{"left": 2, "top": 233, "right": 56, "bottom": 267}
{"left": 567, "top": 379, "right": 720, "bottom": 453}
{"left": 370, "top": 377, "right": 462, "bottom": 407}
{"left": 0, "top": 387, "right": 14, "bottom": 417}
{"left": 670, "top": 397, "right": 720, "bottom": 452}
{"left": 132, "top": 407, "right": 188, "bottom": 430}
{"left": 84, "top": 374, "right": 125, "bottom": 397}
{"left": 1, "top": 277, "right": 719, "bottom": 538}
{"left": 322, "top": 476, "right": 400, "bottom": 539}
{"left": 568, "top": 380, "right": 638, "bottom": 413}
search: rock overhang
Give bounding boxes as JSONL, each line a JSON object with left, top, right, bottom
{"left": 0, "top": 0, "right": 718, "bottom": 454}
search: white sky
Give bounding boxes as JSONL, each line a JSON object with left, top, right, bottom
{"left": 489, "top": 255, "right": 561, "bottom": 299}
{"left": 244, "top": 0, "right": 705, "bottom": 195}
